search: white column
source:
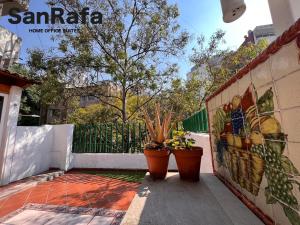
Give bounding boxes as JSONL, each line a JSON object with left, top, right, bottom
{"left": 268, "top": 0, "right": 300, "bottom": 35}
{"left": 50, "top": 124, "right": 74, "bottom": 171}
{"left": 0, "top": 86, "right": 22, "bottom": 185}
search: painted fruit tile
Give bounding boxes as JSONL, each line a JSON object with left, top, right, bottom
{"left": 212, "top": 96, "right": 219, "bottom": 110}
{"left": 270, "top": 40, "right": 300, "bottom": 81}
{"left": 251, "top": 59, "right": 273, "bottom": 89}
{"left": 281, "top": 108, "right": 300, "bottom": 143}
{"left": 253, "top": 187, "right": 274, "bottom": 219}
{"left": 225, "top": 172, "right": 242, "bottom": 192}
{"left": 215, "top": 93, "right": 222, "bottom": 109}
{"left": 222, "top": 166, "right": 231, "bottom": 180}
{"left": 255, "top": 83, "right": 279, "bottom": 115}
{"left": 208, "top": 97, "right": 216, "bottom": 111}
{"left": 210, "top": 76, "right": 300, "bottom": 225}
{"left": 263, "top": 161, "right": 300, "bottom": 212}
{"left": 272, "top": 202, "right": 296, "bottom": 225}
{"left": 274, "top": 70, "right": 300, "bottom": 110}
{"left": 228, "top": 82, "right": 239, "bottom": 102}
{"left": 238, "top": 73, "right": 251, "bottom": 95}
{"left": 285, "top": 142, "right": 300, "bottom": 177}
{"left": 221, "top": 88, "right": 229, "bottom": 105}
{"left": 208, "top": 110, "right": 215, "bottom": 131}
{"left": 272, "top": 112, "right": 285, "bottom": 135}
{"left": 217, "top": 165, "right": 226, "bottom": 177}
{"left": 239, "top": 182, "right": 256, "bottom": 204}
{"left": 292, "top": 180, "right": 300, "bottom": 208}
{"left": 212, "top": 150, "right": 217, "bottom": 160}
{"left": 213, "top": 160, "right": 219, "bottom": 173}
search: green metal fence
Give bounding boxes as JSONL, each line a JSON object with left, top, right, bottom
{"left": 72, "top": 123, "right": 147, "bottom": 153}
{"left": 182, "top": 109, "right": 208, "bottom": 133}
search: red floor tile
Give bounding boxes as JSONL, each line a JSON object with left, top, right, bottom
{"left": 0, "top": 172, "right": 140, "bottom": 218}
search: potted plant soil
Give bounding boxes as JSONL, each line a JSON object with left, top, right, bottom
{"left": 142, "top": 104, "right": 172, "bottom": 180}
{"left": 167, "top": 131, "right": 203, "bottom": 182}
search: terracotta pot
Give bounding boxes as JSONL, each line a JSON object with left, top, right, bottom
{"left": 144, "top": 148, "right": 170, "bottom": 180}
{"left": 173, "top": 147, "right": 203, "bottom": 182}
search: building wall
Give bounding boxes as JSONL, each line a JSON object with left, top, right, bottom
{"left": 207, "top": 38, "right": 300, "bottom": 225}
{"left": 253, "top": 24, "right": 276, "bottom": 44}
{"left": 0, "top": 0, "right": 29, "bottom": 17}
{"left": 9, "top": 125, "right": 54, "bottom": 182}
{"left": 1, "top": 125, "right": 212, "bottom": 185}
{"left": 268, "top": 0, "right": 300, "bottom": 35}
{"left": 72, "top": 153, "right": 178, "bottom": 170}
{"left": 0, "top": 26, "right": 21, "bottom": 69}
{"left": 72, "top": 133, "right": 212, "bottom": 172}
{"left": 0, "top": 124, "right": 74, "bottom": 184}
{"left": 0, "top": 86, "right": 22, "bottom": 185}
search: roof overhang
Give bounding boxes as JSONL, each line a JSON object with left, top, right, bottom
{"left": 0, "top": 69, "right": 40, "bottom": 88}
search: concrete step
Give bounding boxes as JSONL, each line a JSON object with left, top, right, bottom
{"left": 0, "top": 170, "right": 65, "bottom": 200}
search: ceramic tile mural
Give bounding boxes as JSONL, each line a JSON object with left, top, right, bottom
{"left": 207, "top": 38, "right": 300, "bottom": 225}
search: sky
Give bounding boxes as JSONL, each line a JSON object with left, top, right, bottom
{"left": 0, "top": 0, "right": 273, "bottom": 78}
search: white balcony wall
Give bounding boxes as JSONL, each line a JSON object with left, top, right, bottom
{"left": 1, "top": 124, "right": 74, "bottom": 185}
{"left": 1, "top": 124, "right": 212, "bottom": 185}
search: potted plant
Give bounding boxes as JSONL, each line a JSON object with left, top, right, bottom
{"left": 142, "top": 104, "right": 172, "bottom": 180}
{"left": 167, "top": 131, "right": 203, "bottom": 182}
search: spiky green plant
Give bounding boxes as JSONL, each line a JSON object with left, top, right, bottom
{"left": 142, "top": 104, "right": 172, "bottom": 149}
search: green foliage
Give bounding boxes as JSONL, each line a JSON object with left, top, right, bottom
{"left": 166, "top": 130, "right": 195, "bottom": 150}
{"left": 223, "top": 39, "right": 268, "bottom": 75}
{"left": 9, "top": 64, "right": 41, "bottom": 125}
{"left": 158, "top": 74, "right": 203, "bottom": 121}
{"left": 190, "top": 31, "right": 268, "bottom": 108}
{"left": 68, "top": 103, "right": 117, "bottom": 125}
{"left": 33, "top": 0, "right": 190, "bottom": 123}
{"left": 79, "top": 170, "right": 145, "bottom": 183}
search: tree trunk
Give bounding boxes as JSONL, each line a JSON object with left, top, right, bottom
{"left": 39, "top": 103, "right": 48, "bottom": 125}
{"left": 121, "top": 87, "right": 127, "bottom": 123}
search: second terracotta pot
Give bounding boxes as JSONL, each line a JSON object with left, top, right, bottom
{"left": 173, "top": 147, "right": 203, "bottom": 182}
{"left": 144, "top": 148, "right": 170, "bottom": 180}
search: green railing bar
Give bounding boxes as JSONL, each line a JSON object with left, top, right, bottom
{"left": 72, "top": 123, "right": 148, "bottom": 153}
{"left": 115, "top": 122, "right": 118, "bottom": 153}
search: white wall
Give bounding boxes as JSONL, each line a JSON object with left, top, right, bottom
{"left": 268, "top": 0, "right": 300, "bottom": 35}
{"left": 188, "top": 133, "right": 213, "bottom": 173}
{"left": 1, "top": 124, "right": 74, "bottom": 185}
{"left": 50, "top": 125, "right": 74, "bottom": 171}
{"left": 1, "top": 126, "right": 212, "bottom": 185}
{"left": 0, "top": 86, "right": 22, "bottom": 185}
{"left": 72, "top": 153, "right": 178, "bottom": 170}
{"left": 8, "top": 126, "right": 53, "bottom": 182}
{"left": 72, "top": 133, "right": 212, "bottom": 173}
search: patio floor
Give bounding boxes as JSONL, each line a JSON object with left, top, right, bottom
{"left": 0, "top": 172, "right": 140, "bottom": 225}
{"left": 121, "top": 173, "right": 264, "bottom": 225}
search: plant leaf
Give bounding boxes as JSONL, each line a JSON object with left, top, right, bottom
{"left": 142, "top": 107, "right": 156, "bottom": 140}
{"left": 265, "top": 186, "right": 277, "bottom": 204}
{"left": 281, "top": 156, "right": 300, "bottom": 176}
{"left": 282, "top": 204, "right": 300, "bottom": 225}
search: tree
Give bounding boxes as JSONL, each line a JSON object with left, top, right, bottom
{"left": 67, "top": 103, "right": 118, "bottom": 124}
{"left": 8, "top": 64, "right": 41, "bottom": 125}
{"left": 222, "top": 38, "right": 269, "bottom": 76}
{"left": 190, "top": 30, "right": 268, "bottom": 108}
{"left": 158, "top": 74, "right": 202, "bottom": 121}
{"left": 37, "top": 0, "right": 189, "bottom": 123}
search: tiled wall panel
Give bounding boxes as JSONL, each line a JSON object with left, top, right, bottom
{"left": 207, "top": 38, "right": 300, "bottom": 225}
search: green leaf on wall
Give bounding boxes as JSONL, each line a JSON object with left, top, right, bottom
{"left": 283, "top": 205, "right": 300, "bottom": 225}
{"left": 265, "top": 187, "right": 277, "bottom": 204}
{"left": 281, "top": 156, "right": 300, "bottom": 176}
{"left": 257, "top": 87, "right": 274, "bottom": 114}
